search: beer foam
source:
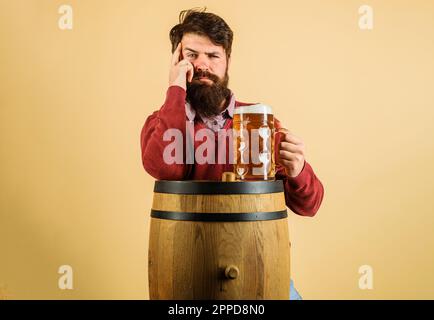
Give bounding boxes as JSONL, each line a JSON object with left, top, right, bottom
{"left": 234, "top": 104, "right": 272, "bottom": 115}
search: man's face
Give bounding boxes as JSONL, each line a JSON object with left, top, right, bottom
{"left": 181, "top": 33, "right": 232, "bottom": 118}
{"left": 181, "top": 33, "right": 229, "bottom": 84}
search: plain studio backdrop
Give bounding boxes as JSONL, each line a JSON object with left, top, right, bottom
{"left": 1, "top": 0, "right": 433, "bottom": 299}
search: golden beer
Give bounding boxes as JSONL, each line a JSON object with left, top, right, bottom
{"left": 233, "top": 104, "right": 275, "bottom": 180}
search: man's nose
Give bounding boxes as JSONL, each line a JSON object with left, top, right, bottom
{"left": 193, "top": 55, "right": 210, "bottom": 72}
{"left": 195, "top": 64, "right": 209, "bottom": 73}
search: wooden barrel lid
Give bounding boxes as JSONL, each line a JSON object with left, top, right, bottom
{"left": 154, "top": 180, "right": 284, "bottom": 195}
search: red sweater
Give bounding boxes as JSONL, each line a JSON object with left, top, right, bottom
{"left": 141, "top": 86, "right": 324, "bottom": 217}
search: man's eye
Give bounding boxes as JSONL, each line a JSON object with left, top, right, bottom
{"left": 188, "top": 54, "right": 197, "bottom": 58}
{"left": 210, "top": 55, "right": 219, "bottom": 59}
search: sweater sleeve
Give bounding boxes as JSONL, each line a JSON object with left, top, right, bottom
{"left": 274, "top": 118, "right": 325, "bottom": 217}
{"left": 140, "top": 86, "right": 192, "bottom": 180}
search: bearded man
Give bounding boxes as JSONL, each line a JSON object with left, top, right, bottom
{"left": 140, "top": 9, "right": 324, "bottom": 300}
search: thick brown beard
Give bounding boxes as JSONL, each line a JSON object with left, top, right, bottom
{"left": 186, "top": 70, "right": 231, "bottom": 118}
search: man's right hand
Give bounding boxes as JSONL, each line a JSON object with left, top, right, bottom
{"left": 169, "top": 43, "right": 194, "bottom": 91}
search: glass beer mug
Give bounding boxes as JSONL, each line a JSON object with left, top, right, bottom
{"left": 233, "top": 104, "right": 275, "bottom": 180}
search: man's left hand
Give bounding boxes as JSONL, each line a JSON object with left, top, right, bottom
{"left": 276, "top": 128, "right": 306, "bottom": 178}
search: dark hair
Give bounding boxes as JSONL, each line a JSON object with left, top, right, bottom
{"left": 169, "top": 8, "right": 234, "bottom": 59}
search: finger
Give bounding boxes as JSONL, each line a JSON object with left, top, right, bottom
{"left": 187, "top": 62, "right": 194, "bottom": 82}
{"left": 280, "top": 142, "right": 303, "bottom": 154}
{"left": 171, "top": 43, "right": 182, "bottom": 66}
{"left": 178, "top": 59, "right": 193, "bottom": 78}
{"left": 178, "top": 59, "right": 191, "bottom": 67}
{"left": 286, "top": 134, "right": 303, "bottom": 145}
{"left": 278, "top": 150, "right": 297, "bottom": 162}
{"left": 278, "top": 159, "right": 295, "bottom": 173}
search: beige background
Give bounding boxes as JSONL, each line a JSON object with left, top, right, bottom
{"left": 1, "top": 0, "right": 433, "bottom": 299}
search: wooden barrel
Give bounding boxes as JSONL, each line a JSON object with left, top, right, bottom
{"left": 148, "top": 179, "right": 290, "bottom": 300}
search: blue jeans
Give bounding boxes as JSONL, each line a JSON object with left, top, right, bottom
{"left": 290, "top": 280, "right": 302, "bottom": 300}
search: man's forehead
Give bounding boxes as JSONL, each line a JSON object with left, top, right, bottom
{"left": 181, "top": 34, "right": 225, "bottom": 54}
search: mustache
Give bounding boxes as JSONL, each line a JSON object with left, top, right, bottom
{"left": 192, "top": 70, "right": 221, "bottom": 83}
